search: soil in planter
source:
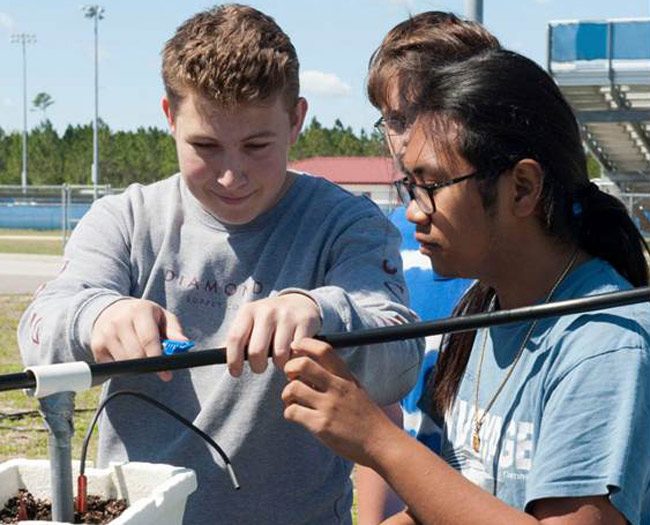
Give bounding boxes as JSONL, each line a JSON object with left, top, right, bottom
{"left": 0, "top": 489, "right": 128, "bottom": 524}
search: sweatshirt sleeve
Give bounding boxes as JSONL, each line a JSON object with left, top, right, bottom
{"left": 281, "top": 211, "right": 424, "bottom": 406}
{"left": 18, "top": 194, "right": 134, "bottom": 366}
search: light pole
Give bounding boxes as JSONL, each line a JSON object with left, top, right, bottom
{"left": 81, "top": 5, "right": 104, "bottom": 200}
{"left": 465, "top": 0, "right": 484, "bottom": 23}
{"left": 10, "top": 33, "right": 36, "bottom": 193}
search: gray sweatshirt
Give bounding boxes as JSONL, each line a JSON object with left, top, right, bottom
{"left": 19, "top": 172, "right": 423, "bottom": 524}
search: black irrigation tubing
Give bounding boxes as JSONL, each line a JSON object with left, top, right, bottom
{"left": 2, "top": 286, "right": 650, "bottom": 394}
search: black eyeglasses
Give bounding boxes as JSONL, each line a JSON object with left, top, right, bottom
{"left": 374, "top": 116, "right": 409, "bottom": 157}
{"left": 374, "top": 116, "right": 409, "bottom": 135}
{"left": 394, "top": 172, "right": 480, "bottom": 215}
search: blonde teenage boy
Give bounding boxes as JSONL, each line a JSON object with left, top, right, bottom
{"left": 18, "top": 5, "right": 422, "bottom": 523}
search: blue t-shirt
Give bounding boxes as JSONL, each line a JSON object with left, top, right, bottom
{"left": 389, "top": 206, "right": 471, "bottom": 448}
{"left": 420, "top": 258, "right": 650, "bottom": 524}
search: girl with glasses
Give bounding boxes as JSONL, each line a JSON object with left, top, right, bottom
{"left": 282, "top": 46, "right": 650, "bottom": 525}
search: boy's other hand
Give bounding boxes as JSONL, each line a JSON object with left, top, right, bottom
{"left": 226, "top": 293, "right": 322, "bottom": 377}
{"left": 90, "top": 298, "right": 188, "bottom": 382}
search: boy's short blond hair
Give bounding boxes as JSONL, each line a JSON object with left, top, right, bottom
{"left": 162, "top": 4, "right": 300, "bottom": 111}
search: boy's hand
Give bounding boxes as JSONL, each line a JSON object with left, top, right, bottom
{"left": 226, "top": 293, "right": 322, "bottom": 377}
{"left": 90, "top": 298, "right": 188, "bottom": 381}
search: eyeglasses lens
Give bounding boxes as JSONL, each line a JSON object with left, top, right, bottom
{"left": 412, "top": 186, "right": 434, "bottom": 214}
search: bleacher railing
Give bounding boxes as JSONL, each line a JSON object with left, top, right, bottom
{"left": 549, "top": 19, "right": 650, "bottom": 66}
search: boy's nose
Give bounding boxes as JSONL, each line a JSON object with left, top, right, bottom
{"left": 217, "top": 168, "right": 247, "bottom": 188}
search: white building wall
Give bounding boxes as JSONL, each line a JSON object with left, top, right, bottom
{"left": 338, "top": 183, "right": 397, "bottom": 209}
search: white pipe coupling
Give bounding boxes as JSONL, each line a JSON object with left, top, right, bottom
{"left": 24, "top": 361, "right": 92, "bottom": 398}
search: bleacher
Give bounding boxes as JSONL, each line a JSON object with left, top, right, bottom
{"left": 548, "top": 19, "right": 650, "bottom": 192}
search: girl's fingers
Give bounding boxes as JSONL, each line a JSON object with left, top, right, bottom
{"left": 284, "top": 356, "right": 331, "bottom": 392}
{"left": 283, "top": 402, "right": 322, "bottom": 432}
{"left": 281, "top": 375, "right": 323, "bottom": 408}
{"left": 290, "top": 338, "right": 356, "bottom": 381}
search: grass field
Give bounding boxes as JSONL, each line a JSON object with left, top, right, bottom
{"left": 0, "top": 229, "right": 59, "bottom": 236}
{"left": 0, "top": 294, "right": 100, "bottom": 462}
{"left": 0, "top": 229, "right": 63, "bottom": 256}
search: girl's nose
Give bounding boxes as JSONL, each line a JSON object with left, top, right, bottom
{"left": 405, "top": 200, "right": 430, "bottom": 225}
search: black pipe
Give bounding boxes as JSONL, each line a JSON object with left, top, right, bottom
{"left": 4, "top": 286, "right": 649, "bottom": 394}
{"left": 321, "top": 286, "right": 650, "bottom": 347}
{"left": 0, "top": 370, "right": 36, "bottom": 392}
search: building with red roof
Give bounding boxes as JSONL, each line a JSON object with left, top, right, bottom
{"left": 289, "top": 156, "right": 401, "bottom": 209}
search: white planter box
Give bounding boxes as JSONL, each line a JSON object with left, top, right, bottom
{"left": 0, "top": 458, "right": 197, "bottom": 525}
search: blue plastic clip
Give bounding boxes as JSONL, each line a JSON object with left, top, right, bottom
{"left": 162, "top": 339, "right": 196, "bottom": 355}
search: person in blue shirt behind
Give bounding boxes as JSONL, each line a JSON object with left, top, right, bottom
{"left": 355, "top": 13, "right": 495, "bottom": 524}
{"left": 371, "top": 11, "right": 499, "bottom": 450}
{"left": 389, "top": 205, "right": 471, "bottom": 447}
{"left": 357, "top": 206, "right": 470, "bottom": 524}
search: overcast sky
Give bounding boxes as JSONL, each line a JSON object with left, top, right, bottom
{"left": 1, "top": 0, "right": 649, "bottom": 135}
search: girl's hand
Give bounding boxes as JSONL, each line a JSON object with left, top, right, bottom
{"left": 282, "top": 337, "right": 393, "bottom": 467}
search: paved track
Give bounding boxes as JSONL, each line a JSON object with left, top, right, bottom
{"left": 0, "top": 253, "right": 63, "bottom": 294}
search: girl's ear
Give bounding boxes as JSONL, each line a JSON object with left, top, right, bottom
{"left": 508, "top": 159, "right": 544, "bottom": 218}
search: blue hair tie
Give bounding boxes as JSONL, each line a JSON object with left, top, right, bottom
{"left": 572, "top": 201, "right": 583, "bottom": 217}
{"left": 573, "top": 182, "right": 599, "bottom": 217}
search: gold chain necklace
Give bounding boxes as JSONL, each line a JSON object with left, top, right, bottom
{"left": 471, "top": 249, "right": 579, "bottom": 453}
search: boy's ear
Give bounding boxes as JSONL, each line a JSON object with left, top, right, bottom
{"left": 288, "top": 97, "right": 308, "bottom": 145}
{"left": 509, "top": 159, "right": 544, "bottom": 218}
{"left": 161, "top": 96, "right": 176, "bottom": 134}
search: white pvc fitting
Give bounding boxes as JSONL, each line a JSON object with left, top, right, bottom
{"left": 24, "top": 361, "right": 93, "bottom": 398}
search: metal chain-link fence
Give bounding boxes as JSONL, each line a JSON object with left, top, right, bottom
{"left": 0, "top": 185, "right": 123, "bottom": 246}
{"left": 1, "top": 180, "right": 649, "bottom": 243}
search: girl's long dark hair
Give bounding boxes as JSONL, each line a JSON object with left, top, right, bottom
{"left": 422, "top": 50, "right": 650, "bottom": 415}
